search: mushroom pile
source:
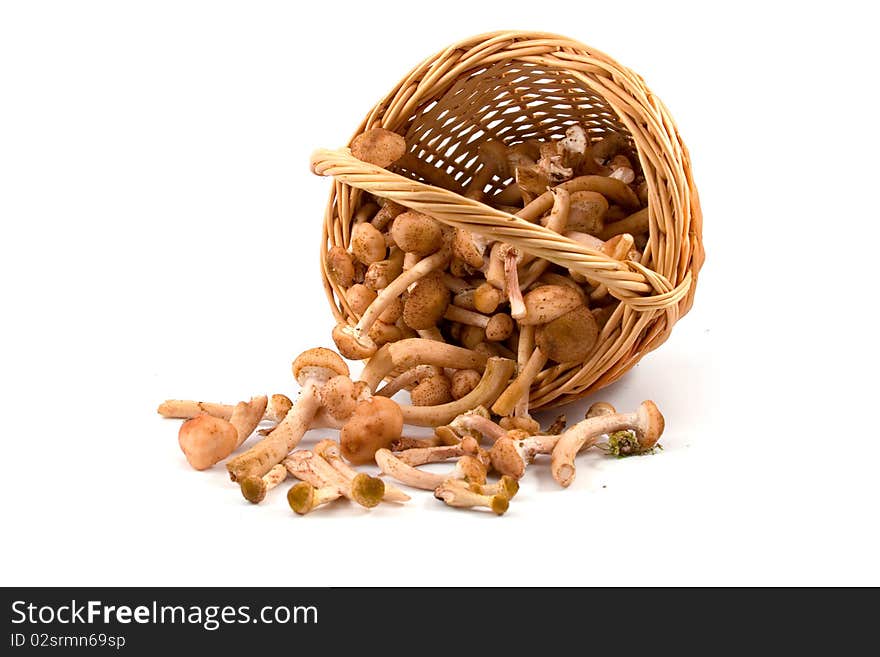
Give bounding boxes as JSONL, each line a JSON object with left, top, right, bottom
{"left": 326, "top": 126, "right": 650, "bottom": 418}
{"left": 159, "top": 345, "right": 665, "bottom": 515}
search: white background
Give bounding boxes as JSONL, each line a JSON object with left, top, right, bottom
{"left": 2, "top": 0, "right": 878, "bottom": 586}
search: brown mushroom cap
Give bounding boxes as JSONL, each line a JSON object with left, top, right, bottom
{"left": 403, "top": 272, "right": 450, "bottom": 330}
{"left": 351, "top": 222, "right": 387, "bottom": 265}
{"left": 485, "top": 313, "right": 514, "bottom": 341}
{"left": 535, "top": 305, "right": 598, "bottom": 363}
{"left": 292, "top": 347, "right": 350, "bottom": 384}
{"left": 345, "top": 284, "right": 377, "bottom": 316}
{"left": 450, "top": 369, "right": 481, "bottom": 400}
{"left": 410, "top": 374, "right": 453, "bottom": 406}
{"left": 634, "top": 400, "right": 665, "bottom": 449}
{"left": 489, "top": 436, "right": 526, "bottom": 479}
{"left": 326, "top": 246, "right": 355, "bottom": 288}
{"left": 519, "top": 285, "right": 583, "bottom": 326}
{"left": 390, "top": 211, "right": 443, "bottom": 256}
{"left": 473, "top": 282, "right": 504, "bottom": 314}
{"left": 331, "top": 323, "right": 377, "bottom": 360}
{"left": 351, "top": 128, "right": 406, "bottom": 168}
{"left": 319, "top": 375, "right": 356, "bottom": 421}
{"left": 499, "top": 416, "right": 541, "bottom": 435}
{"left": 367, "top": 320, "right": 403, "bottom": 347}
{"left": 378, "top": 296, "right": 404, "bottom": 324}
{"left": 457, "top": 454, "right": 488, "bottom": 484}
{"left": 340, "top": 396, "right": 404, "bottom": 465}
{"left": 452, "top": 228, "right": 486, "bottom": 269}
{"left": 567, "top": 191, "right": 609, "bottom": 234}
{"left": 178, "top": 415, "right": 239, "bottom": 470}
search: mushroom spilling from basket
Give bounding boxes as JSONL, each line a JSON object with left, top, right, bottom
{"left": 158, "top": 123, "right": 669, "bottom": 516}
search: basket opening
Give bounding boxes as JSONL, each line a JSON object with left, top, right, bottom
{"left": 394, "top": 59, "right": 634, "bottom": 199}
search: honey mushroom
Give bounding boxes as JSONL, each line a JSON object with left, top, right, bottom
{"left": 550, "top": 401, "right": 665, "bottom": 488}
{"left": 339, "top": 395, "right": 404, "bottom": 465}
{"left": 598, "top": 207, "right": 649, "bottom": 241}
{"left": 177, "top": 395, "right": 268, "bottom": 470}
{"left": 409, "top": 373, "right": 453, "bottom": 406}
{"left": 374, "top": 364, "right": 442, "bottom": 398}
{"left": 350, "top": 127, "right": 407, "bottom": 168}
{"left": 284, "top": 450, "right": 386, "bottom": 509}
{"left": 375, "top": 450, "right": 487, "bottom": 491}
{"left": 434, "top": 478, "right": 510, "bottom": 515}
{"left": 313, "top": 439, "right": 410, "bottom": 503}
{"left": 450, "top": 369, "right": 481, "bottom": 400}
{"left": 158, "top": 393, "right": 290, "bottom": 422}
{"left": 225, "top": 349, "right": 349, "bottom": 482}
{"left": 392, "top": 435, "right": 481, "bottom": 467}
{"left": 239, "top": 464, "right": 288, "bottom": 504}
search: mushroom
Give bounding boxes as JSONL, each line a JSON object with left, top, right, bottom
{"left": 492, "top": 297, "right": 598, "bottom": 417}
{"left": 339, "top": 396, "right": 404, "bottom": 465}
{"left": 565, "top": 191, "right": 609, "bottom": 235}
{"left": 564, "top": 231, "right": 636, "bottom": 301}
{"left": 434, "top": 478, "right": 510, "bottom": 515}
{"left": 489, "top": 430, "right": 557, "bottom": 479}
{"left": 442, "top": 408, "right": 506, "bottom": 443}
{"left": 225, "top": 349, "right": 348, "bottom": 482}
{"left": 326, "top": 246, "right": 356, "bottom": 288}
{"left": 486, "top": 243, "right": 526, "bottom": 320}
{"left": 517, "top": 285, "right": 583, "bottom": 326}
{"left": 371, "top": 199, "right": 405, "bottom": 231}
{"left": 392, "top": 436, "right": 480, "bottom": 466}
{"left": 332, "top": 247, "right": 450, "bottom": 359}
{"left": 608, "top": 154, "right": 635, "bottom": 184}
{"left": 177, "top": 395, "right": 268, "bottom": 470}
{"left": 286, "top": 483, "right": 342, "bottom": 515}
{"left": 313, "top": 439, "right": 410, "bottom": 503}
{"left": 391, "top": 435, "right": 445, "bottom": 451}
{"left": 239, "top": 464, "right": 288, "bottom": 504}
{"left": 375, "top": 450, "right": 487, "bottom": 490}
{"left": 345, "top": 284, "right": 377, "bottom": 316}
{"left": 444, "top": 305, "right": 513, "bottom": 342}
{"left": 350, "top": 128, "right": 407, "bottom": 168}
{"left": 364, "top": 248, "right": 405, "bottom": 291}
{"left": 550, "top": 401, "right": 665, "bottom": 487}
{"left": 473, "top": 282, "right": 504, "bottom": 314}
{"left": 284, "top": 450, "right": 386, "bottom": 508}
{"left": 158, "top": 393, "right": 289, "bottom": 422}
{"left": 359, "top": 338, "right": 488, "bottom": 392}
{"left": 452, "top": 228, "right": 491, "bottom": 269}
{"left": 463, "top": 140, "right": 510, "bottom": 202}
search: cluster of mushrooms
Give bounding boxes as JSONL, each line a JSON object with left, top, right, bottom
{"left": 157, "top": 124, "right": 665, "bottom": 515}
{"left": 159, "top": 345, "right": 664, "bottom": 515}
{"left": 329, "top": 124, "right": 650, "bottom": 420}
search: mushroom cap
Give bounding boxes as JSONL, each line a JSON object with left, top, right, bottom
{"left": 535, "top": 305, "right": 598, "bottom": 363}
{"left": 332, "top": 324, "right": 377, "bottom": 360}
{"left": 351, "top": 222, "right": 387, "bottom": 265}
{"left": 292, "top": 347, "right": 349, "bottom": 384}
{"left": 489, "top": 436, "right": 526, "bottom": 479}
{"left": 410, "top": 374, "right": 453, "bottom": 406}
{"left": 519, "top": 285, "right": 583, "bottom": 326}
{"left": 319, "top": 375, "right": 357, "bottom": 421}
{"left": 473, "top": 282, "right": 503, "bottom": 314}
{"left": 499, "top": 416, "right": 540, "bottom": 435}
{"left": 390, "top": 211, "right": 444, "bottom": 256}
{"left": 377, "top": 296, "right": 404, "bottom": 324}
{"left": 403, "top": 272, "right": 450, "bottom": 330}
{"left": 345, "top": 284, "right": 377, "bottom": 316}
{"left": 567, "top": 191, "right": 609, "bottom": 233}
{"left": 350, "top": 128, "right": 406, "bottom": 168}
{"left": 326, "top": 246, "right": 355, "bottom": 288}
{"left": 586, "top": 401, "right": 616, "bottom": 418}
{"left": 178, "top": 415, "right": 239, "bottom": 470}
{"left": 634, "top": 400, "right": 665, "bottom": 449}
{"left": 340, "top": 396, "right": 404, "bottom": 465}
{"left": 478, "top": 140, "right": 511, "bottom": 177}
{"left": 485, "top": 313, "right": 514, "bottom": 342}
{"left": 367, "top": 320, "right": 403, "bottom": 347}
{"left": 450, "top": 368, "right": 481, "bottom": 400}
{"left": 268, "top": 394, "right": 293, "bottom": 422}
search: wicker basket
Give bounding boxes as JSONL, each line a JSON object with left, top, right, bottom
{"left": 311, "top": 31, "right": 704, "bottom": 410}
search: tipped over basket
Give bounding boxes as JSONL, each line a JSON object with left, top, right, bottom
{"left": 311, "top": 31, "right": 704, "bottom": 411}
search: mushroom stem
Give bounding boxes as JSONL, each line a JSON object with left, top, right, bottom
{"left": 374, "top": 364, "right": 442, "bottom": 398}
{"left": 489, "top": 431, "right": 559, "bottom": 479}
{"left": 434, "top": 479, "right": 509, "bottom": 515}
{"left": 158, "top": 394, "right": 289, "bottom": 422}
{"left": 286, "top": 450, "right": 384, "bottom": 508}
{"left": 550, "top": 401, "right": 665, "bottom": 488}
{"left": 360, "top": 339, "right": 487, "bottom": 391}
{"left": 470, "top": 476, "right": 520, "bottom": 499}
{"left": 392, "top": 436, "right": 479, "bottom": 466}
{"left": 391, "top": 435, "right": 444, "bottom": 450}
{"left": 239, "top": 464, "right": 288, "bottom": 504}
{"left": 491, "top": 347, "right": 547, "bottom": 417}
{"left": 599, "top": 207, "right": 649, "bottom": 240}
{"left": 398, "top": 357, "right": 516, "bottom": 426}
{"left": 447, "top": 411, "right": 506, "bottom": 443}
{"left": 375, "top": 451, "right": 487, "bottom": 491}
{"left": 504, "top": 247, "right": 526, "bottom": 320}
{"left": 313, "top": 440, "right": 410, "bottom": 503}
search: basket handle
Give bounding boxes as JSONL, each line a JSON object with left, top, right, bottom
{"left": 311, "top": 148, "right": 691, "bottom": 312}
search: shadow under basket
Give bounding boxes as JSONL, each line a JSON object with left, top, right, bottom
{"left": 311, "top": 31, "right": 704, "bottom": 411}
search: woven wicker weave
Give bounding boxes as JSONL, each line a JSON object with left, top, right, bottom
{"left": 311, "top": 31, "right": 704, "bottom": 410}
